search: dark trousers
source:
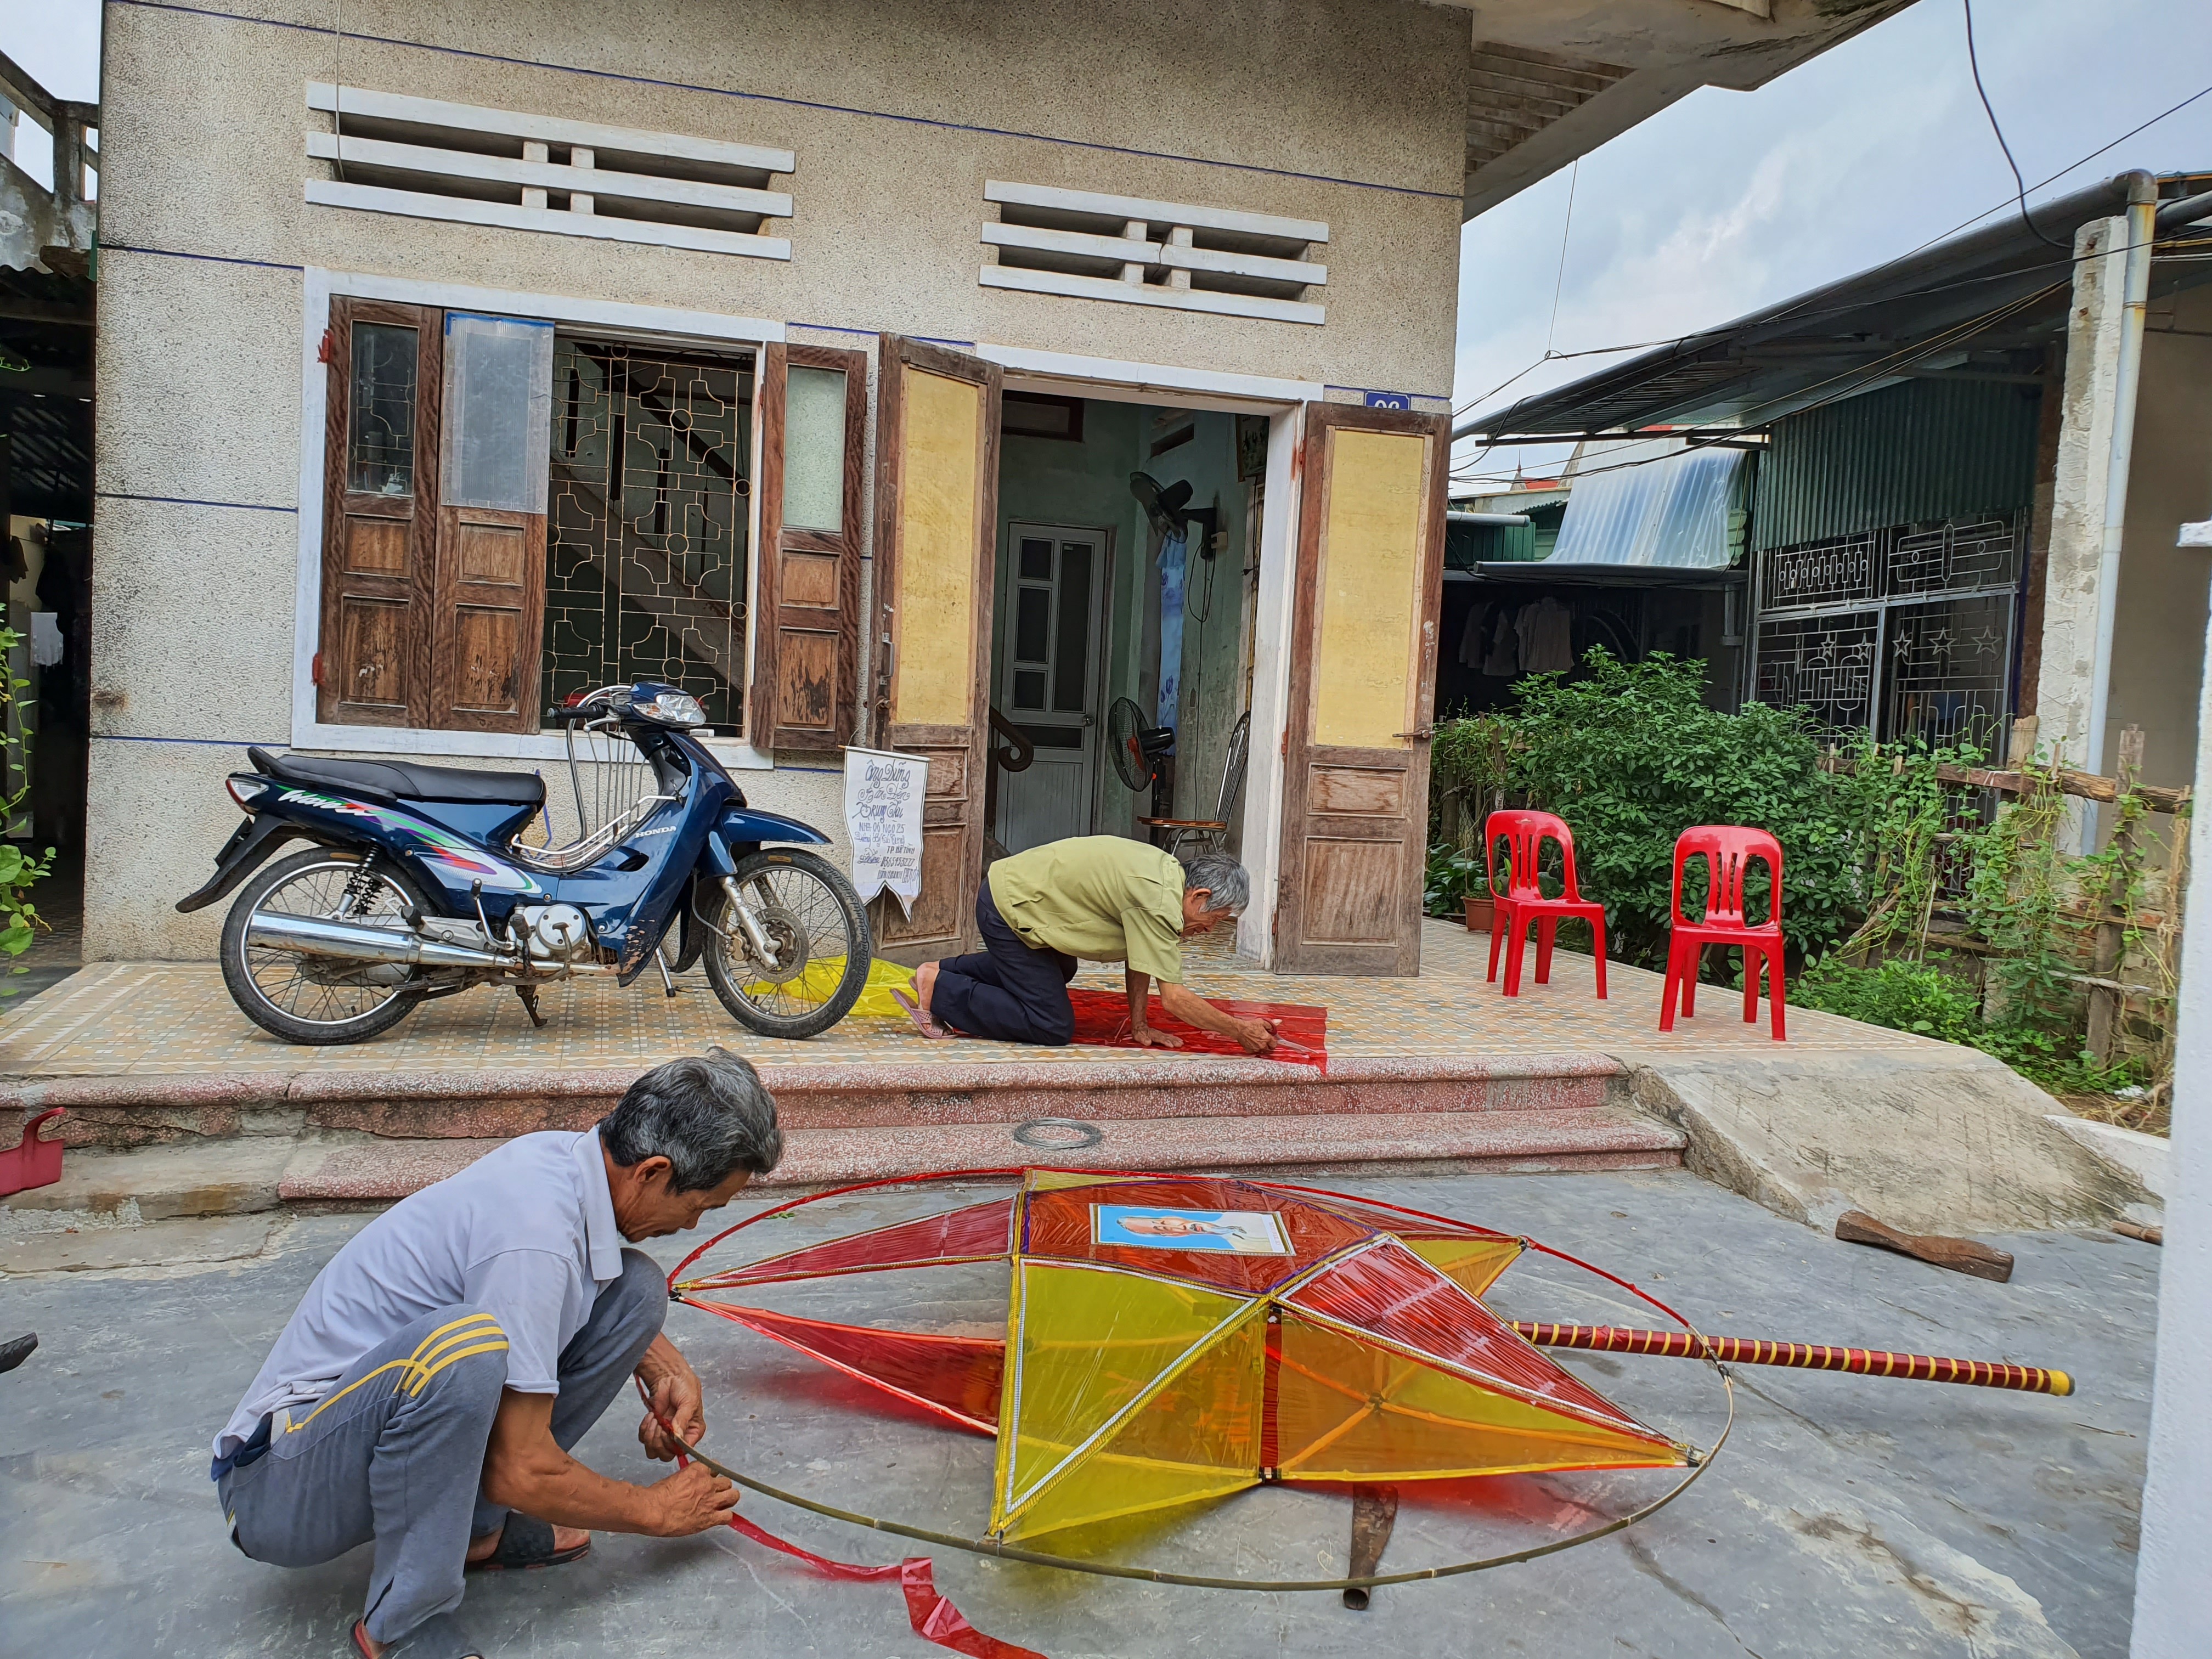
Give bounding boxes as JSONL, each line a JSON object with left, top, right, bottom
{"left": 217, "top": 1249, "right": 667, "bottom": 1644}
{"left": 932, "top": 879, "right": 1079, "bottom": 1045}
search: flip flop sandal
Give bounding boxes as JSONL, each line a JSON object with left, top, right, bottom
{"left": 353, "top": 1613, "right": 484, "bottom": 1658}
{"left": 888, "top": 986, "right": 950, "bottom": 1040}
{"left": 464, "top": 1513, "right": 591, "bottom": 1572}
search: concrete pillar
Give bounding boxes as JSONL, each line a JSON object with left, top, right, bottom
{"left": 2128, "top": 574, "right": 2212, "bottom": 1657}
{"left": 2035, "top": 216, "right": 2128, "bottom": 772}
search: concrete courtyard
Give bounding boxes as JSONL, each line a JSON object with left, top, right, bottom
{"left": 0, "top": 1167, "right": 2154, "bottom": 1658}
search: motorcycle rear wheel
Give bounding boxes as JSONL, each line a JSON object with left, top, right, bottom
{"left": 702, "top": 849, "right": 873, "bottom": 1039}
{"left": 221, "top": 849, "right": 432, "bottom": 1046}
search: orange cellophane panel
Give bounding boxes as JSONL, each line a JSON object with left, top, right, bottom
{"left": 1284, "top": 1240, "right": 1664, "bottom": 1441}
{"left": 684, "top": 1197, "right": 1015, "bottom": 1290}
{"left": 1251, "top": 1182, "right": 1516, "bottom": 1241}
{"left": 1020, "top": 1176, "right": 1371, "bottom": 1297}
{"left": 992, "top": 1260, "right": 1259, "bottom": 1539}
{"left": 1400, "top": 1235, "right": 1525, "bottom": 1298}
{"left": 695, "top": 1303, "right": 1006, "bottom": 1432}
{"left": 1066, "top": 989, "right": 1328, "bottom": 1072}
{"left": 1269, "top": 1311, "right": 1684, "bottom": 1481}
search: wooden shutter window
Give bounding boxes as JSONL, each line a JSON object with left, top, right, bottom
{"left": 318, "top": 298, "right": 441, "bottom": 727}
{"left": 427, "top": 314, "right": 552, "bottom": 735}
{"left": 868, "top": 334, "right": 1002, "bottom": 961}
{"left": 752, "top": 342, "right": 867, "bottom": 751}
{"left": 1272, "top": 402, "right": 1448, "bottom": 976}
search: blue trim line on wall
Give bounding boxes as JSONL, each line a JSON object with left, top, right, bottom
{"left": 101, "top": 242, "right": 306, "bottom": 272}
{"left": 114, "top": 0, "right": 1459, "bottom": 202}
{"left": 98, "top": 492, "right": 298, "bottom": 514}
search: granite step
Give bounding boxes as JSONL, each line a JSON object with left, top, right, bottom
{"left": 2, "top": 1107, "right": 1683, "bottom": 1226}
{"left": 5, "top": 1053, "right": 1627, "bottom": 1150}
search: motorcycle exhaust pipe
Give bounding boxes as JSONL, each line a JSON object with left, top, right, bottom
{"left": 244, "top": 911, "right": 514, "bottom": 970}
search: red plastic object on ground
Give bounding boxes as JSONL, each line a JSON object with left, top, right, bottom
{"left": 1065, "top": 988, "right": 1327, "bottom": 1071}
{"left": 0, "top": 1107, "right": 65, "bottom": 1197}
{"left": 1660, "top": 825, "right": 1786, "bottom": 1041}
{"left": 1483, "top": 810, "right": 1609, "bottom": 998}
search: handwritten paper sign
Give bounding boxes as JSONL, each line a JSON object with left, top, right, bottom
{"left": 843, "top": 746, "right": 929, "bottom": 917}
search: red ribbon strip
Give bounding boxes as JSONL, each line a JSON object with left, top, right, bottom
{"left": 638, "top": 1381, "right": 1047, "bottom": 1658}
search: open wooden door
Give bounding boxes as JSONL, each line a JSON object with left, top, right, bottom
{"left": 1272, "top": 403, "right": 1448, "bottom": 975}
{"left": 870, "top": 335, "right": 1003, "bottom": 962}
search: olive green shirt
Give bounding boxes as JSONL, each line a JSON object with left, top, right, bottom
{"left": 988, "top": 836, "right": 1186, "bottom": 983}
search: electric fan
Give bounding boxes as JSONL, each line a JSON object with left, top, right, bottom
{"left": 1106, "top": 696, "right": 1175, "bottom": 818}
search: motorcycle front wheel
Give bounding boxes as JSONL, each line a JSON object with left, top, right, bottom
{"left": 702, "top": 849, "right": 873, "bottom": 1040}
{"left": 220, "top": 849, "right": 432, "bottom": 1045}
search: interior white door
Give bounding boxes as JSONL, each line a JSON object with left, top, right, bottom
{"left": 997, "top": 523, "right": 1104, "bottom": 854}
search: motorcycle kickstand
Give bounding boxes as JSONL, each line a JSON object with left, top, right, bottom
{"left": 653, "top": 946, "right": 679, "bottom": 1000}
{"left": 514, "top": 983, "right": 548, "bottom": 1029}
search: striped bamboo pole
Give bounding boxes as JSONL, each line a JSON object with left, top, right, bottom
{"left": 1513, "top": 1323, "right": 2072, "bottom": 1396}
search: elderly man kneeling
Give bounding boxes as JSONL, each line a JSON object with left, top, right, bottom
{"left": 895, "top": 839, "right": 1275, "bottom": 1056}
{"left": 211, "top": 1051, "right": 776, "bottom": 1659}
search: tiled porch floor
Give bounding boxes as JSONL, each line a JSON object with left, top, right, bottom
{"left": 0, "top": 918, "right": 1936, "bottom": 1079}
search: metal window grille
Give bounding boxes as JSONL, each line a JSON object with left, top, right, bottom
{"left": 544, "top": 340, "right": 753, "bottom": 731}
{"left": 1750, "top": 513, "right": 2024, "bottom": 751}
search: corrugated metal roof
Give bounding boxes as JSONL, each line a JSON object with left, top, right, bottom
{"left": 1551, "top": 445, "right": 1743, "bottom": 568}
{"left": 1754, "top": 377, "right": 2040, "bottom": 551}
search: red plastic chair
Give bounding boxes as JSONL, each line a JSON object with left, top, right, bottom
{"left": 1483, "top": 810, "right": 1608, "bottom": 998}
{"left": 1660, "top": 826, "right": 1786, "bottom": 1041}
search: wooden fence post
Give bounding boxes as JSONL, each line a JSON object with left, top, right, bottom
{"left": 2087, "top": 725, "right": 2146, "bottom": 1065}
{"left": 2008, "top": 714, "right": 2039, "bottom": 769}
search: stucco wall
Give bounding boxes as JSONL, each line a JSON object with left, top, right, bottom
{"left": 91, "top": 0, "right": 1467, "bottom": 957}
{"left": 2107, "top": 286, "right": 2212, "bottom": 792}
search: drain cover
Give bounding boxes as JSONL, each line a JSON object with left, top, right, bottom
{"left": 1012, "top": 1118, "right": 1104, "bottom": 1150}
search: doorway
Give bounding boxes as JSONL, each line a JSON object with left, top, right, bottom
{"left": 995, "top": 522, "right": 1105, "bottom": 853}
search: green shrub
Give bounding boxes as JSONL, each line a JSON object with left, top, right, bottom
{"left": 1792, "top": 957, "right": 1980, "bottom": 1042}
{"left": 1424, "top": 840, "right": 1485, "bottom": 918}
{"left": 1488, "top": 649, "right": 1860, "bottom": 968}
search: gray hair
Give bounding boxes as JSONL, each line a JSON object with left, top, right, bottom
{"left": 599, "top": 1048, "right": 782, "bottom": 1191}
{"left": 1183, "top": 851, "right": 1251, "bottom": 915}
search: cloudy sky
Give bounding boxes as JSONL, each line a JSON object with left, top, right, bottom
{"left": 1454, "top": 0, "right": 2212, "bottom": 485}
{"left": 7, "top": 0, "right": 2211, "bottom": 475}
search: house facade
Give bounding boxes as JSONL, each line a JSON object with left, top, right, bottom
{"left": 89, "top": 0, "right": 1900, "bottom": 972}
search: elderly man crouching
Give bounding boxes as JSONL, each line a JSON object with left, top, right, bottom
{"left": 212, "top": 1051, "right": 776, "bottom": 1659}
{"left": 894, "top": 839, "right": 1275, "bottom": 1056}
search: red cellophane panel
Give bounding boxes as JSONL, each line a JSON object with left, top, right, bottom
{"left": 687, "top": 1198, "right": 1016, "bottom": 1291}
{"left": 1248, "top": 1181, "right": 1516, "bottom": 1242}
{"left": 693, "top": 1304, "right": 1007, "bottom": 1432}
{"left": 1284, "top": 1239, "right": 1663, "bottom": 1439}
{"left": 1021, "top": 1176, "right": 1372, "bottom": 1296}
{"left": 1066, "top": 989, "right": 1327, "bottom": 1073}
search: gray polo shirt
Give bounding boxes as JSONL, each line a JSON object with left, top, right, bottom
{"left": 215, "top": 1129, "right": 625, "bottom": 1458}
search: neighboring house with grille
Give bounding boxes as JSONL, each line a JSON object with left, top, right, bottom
{"left": 91, "top": 0, "right": 1904, "bottom": 970}
{"left": 1464, "top": 169, "right": 2212, "bottom": 800}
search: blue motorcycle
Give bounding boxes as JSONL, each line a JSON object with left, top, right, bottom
{"left": 177, "top": 682, "right": 873, "bottom": 1046}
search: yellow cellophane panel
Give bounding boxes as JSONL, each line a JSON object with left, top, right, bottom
{"left": 1399, "top": 1236, "right": 1524, "bottom": 1299}
{"left": 1024, "top": 1170, "right": 1126, "bottom": 1194}
{"left": 744, "top": 956, "right": 916, "bottom": 1018}
{"left": 1311, "top": 426, "right": 1429, "bottom": 751}
{"left": 992, "top": 1261, "right": 1259, "bottom": 1538}
{"left": 1272, "top": 1312, "right": 1683, "bottom": 1482}
{"left": 893, "top": 367, "right": 981, "bottom": 728}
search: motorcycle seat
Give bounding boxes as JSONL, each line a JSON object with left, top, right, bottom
{"left": 249, "top": 748, "right": 548, "bottom": 808}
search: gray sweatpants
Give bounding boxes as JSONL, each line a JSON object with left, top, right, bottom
{"left": 217, "top": 1248, "right": 667, "bottom": 1644}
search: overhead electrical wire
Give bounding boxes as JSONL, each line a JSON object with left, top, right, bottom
{"left": 1962, "top": 0, "right": 2069, "bottom": 251}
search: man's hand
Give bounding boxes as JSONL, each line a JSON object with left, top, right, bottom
{"left": 645, "top": 1462, "right": 740, "bottom": 1537}
{"left": 1230, "top": 1017, "right": 1277, "bottom": 1056}
{"left": 637, "top": 1368, "right": 705, "bottom": 1462}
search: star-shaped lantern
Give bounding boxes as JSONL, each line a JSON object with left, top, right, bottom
{"left": 676, "top": 1171, "right": 1687, "bottom": 1543}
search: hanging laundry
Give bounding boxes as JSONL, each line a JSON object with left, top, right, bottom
{"left": 1457, "top": 602, "right": 1489, "bottom": 669}
{"left": 1483, "top": 608, "right": 1519, "bottom": 677}
{"left": 1520, "top": 596, "right": 1576, "bottom": 673}
{"left": 1156, "top": 530, "right": 1188, "bottom": 730}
